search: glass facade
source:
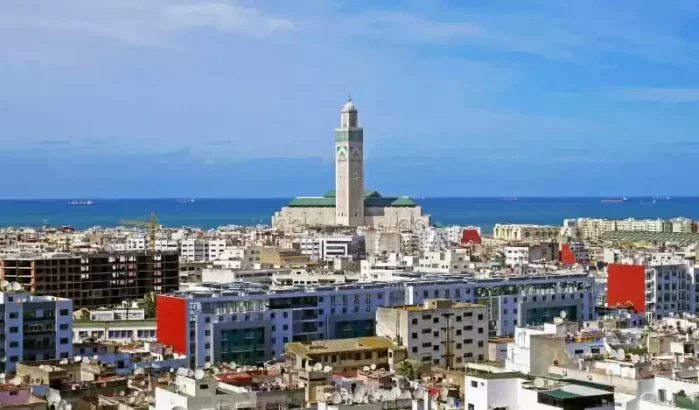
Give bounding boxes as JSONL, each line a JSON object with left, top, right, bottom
{"left": 220, "top": 327, "right": 266, "bottom": 365}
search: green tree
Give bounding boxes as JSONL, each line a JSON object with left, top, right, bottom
{"left": 396, "top": 360, "right": 417, "bottom": 380}
{"left": 144, "top": 292, "right": 156, "bottom": 318}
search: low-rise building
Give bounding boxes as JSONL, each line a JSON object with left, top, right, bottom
{"left": 284, "top": 336, "right": 407, "bottom": 372}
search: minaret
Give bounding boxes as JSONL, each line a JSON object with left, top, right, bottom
{"left": 335, "top": 95, "right": 364, "bottom": 226}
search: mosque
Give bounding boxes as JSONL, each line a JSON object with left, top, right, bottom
{"left": 272, "top": 97, "right": 430, "bottom": 232}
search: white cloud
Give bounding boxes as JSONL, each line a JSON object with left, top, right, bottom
{"left": 0, "top": 0, "right": 294, "bottom": 49}
{"left": 615, "top": 87, "right": 699, "bottom": 103}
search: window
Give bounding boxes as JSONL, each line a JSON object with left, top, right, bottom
{"left": 433, "top": 317, "right": 439, "bottom": 324}
{"left": 478, "top": 341, "right": 484, "bottom": 347}
{"left": 60, "top": 338, "right": 69, "bottom": 344}
{"left": 477, "top": 314, "right": 484, "bottom": 320}
{"left": 9, "top": 356, "right": 18, "bottom": 362}
{"left": 412, "top": 333, "right": 418, "bottom": 339}
{"left": 470, "top": 381, "right": 478, "bottom": 388}
{"left": 60, "top": 324, "right": 69, "bottom": 330}
{"left": 478, "top": 327, "right": 484, "bottom": 334}
{"left": 9, "top": 327, "right": 18, "bottom": 333}
{"left": 283, "top": 325, "right": 288, "bottom": 331}
{"left": 205, "top": 343, "right": 211, "bottom": 349}
{"left": 574, "top": 349, "right": 584, "bottom": 355}
{"left": 204, "top": 330, "right": 211, "bottom": 336}
{"left": 467, "top": 404, "right": 475, "bottom": 410}
{"left": 464, "top": 325, "right": 473, "bottom": 331}
{"left": 456, "top": 316, "right": 462, "bottom": 322}
{"left": 433, "top": 331, "right": 439, "bottom": 337}
{"left": 464, "top": 312, "right": 473, "bottom": 317}
{"left": 412, "top": 318, "right": 418, "bottom": 325}
{"left": 59, "top": 309, "right": 69, "bottom": 316}
{"left": 465, "top": 339, "right": 473, "bottom": 344}
{"left": 9, "top": 312, "right": 18, "bottom": 319}
{"left": 456, "top": 329, "right": 462, "bottom": 336}
{"left": 412, "top": 347, "right": 418, "bottom": 353}
{"left": 9, "top": 342, "right": 18, "bottom": 348}
{"left": 205, "top": 355, "right": 211, "bottom": 362}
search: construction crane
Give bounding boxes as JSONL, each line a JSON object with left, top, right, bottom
{"left": 119, "top": 212, "right": 160, "bottom": 253}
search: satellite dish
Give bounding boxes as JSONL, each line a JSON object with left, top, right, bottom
{"left": 119, "top": 390, "right": 126, "bottom": 397}
{"left": 0, "top": 280, "right": 8, "bottom": 288}
{"left": 313, "top": 363, "right": 323, "bottom": 371}
{"left": 669, "top": 312, "right": 675, "bottom": 317}
{"left": 560, "top": 310, "right": 567, "bottom": 319}
{"left": 228, "top": 361, "right": 237, "bottom": 368}
{"left": 92, "top": 355, "right": 99, "bottom": 360}
{"left": 194, "top": 369, "right": 205, "bottom": 380}
{"left": 631, "top": 354, "right": 639, "bottom": 364}
{"left": 64, "top": 404, "right": 73, "bottom": 410}
{"left": 298, "top": 381, "right": 305, "bottom": 388}
{"left": 82, "top": 357, "right": 89, "bottom": 364}
{"left": 187, "top": 369, "right": 195, "bottom": 377}
{"left": 11, "top": 282, "right": 22, "bottom": 291}
{"left": 323, "top": 365, "right": 332, "bottom": 372}
{"left": 533, "top": 378, "right": 545, "bottom": 388}
{"left": 128, "top": 397, "right": 136, "bottom": 404}
{"left": 204, "top": 363, "right": 211, "bottom": 369}
{"left": 363, "top": 366, "right": 370, "bottom": 372}
{"left": 616, "top": 348, "right": 626, "bottom": 361}
{"left": 74, "top": 356, "right": 82, "bottom": 363}
{"left": 370, "top": 363, "right": 377, "bottom": 370}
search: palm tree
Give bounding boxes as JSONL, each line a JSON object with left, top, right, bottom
{"left": 395, "top": 360, "right": 416, "bottom": 380}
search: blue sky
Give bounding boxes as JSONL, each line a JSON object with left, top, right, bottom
{"left": 1, "top": 0, "right": 699, "bottom": 198}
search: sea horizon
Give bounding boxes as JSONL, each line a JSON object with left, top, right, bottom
{"left": 0, "top": 196, "right": 694, "bottom": 233}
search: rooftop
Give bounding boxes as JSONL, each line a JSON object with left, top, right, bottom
{"left": 600, "top": 230, "right": 699, "bottom": 246}
{"left": 285, "top": 336, "right": 402, "bottom": 358}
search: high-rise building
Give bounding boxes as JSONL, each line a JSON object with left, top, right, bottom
{"left": 0, "top": 251, "right": 179, "bottom": 309}
{"left": 0, "top": 291, "right": 73, "bottom": 374}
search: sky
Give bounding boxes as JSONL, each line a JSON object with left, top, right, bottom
{"left": 1, "top": 0, "right": 699, "bottom": 198}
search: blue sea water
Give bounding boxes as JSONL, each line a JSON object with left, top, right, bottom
{"left": 0, "top": 197, "right": 697, "bottom": 233}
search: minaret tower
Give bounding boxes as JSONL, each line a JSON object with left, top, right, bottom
{"left": 335, "top": 96, "right": 364, "bottom": 226}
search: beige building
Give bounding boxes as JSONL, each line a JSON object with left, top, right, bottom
{"left": 493, "top": 224, "right": 562, "bottom": 242}
{"left": 375, "top": 299, "right": 488, "bottom": 369}
{"left": 272, "top": 98, "right": 429, "bottom": 232}
{"left": 284, "top": 336, "right": 407, "bottom": 373}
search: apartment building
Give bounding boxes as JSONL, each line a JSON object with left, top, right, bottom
{"left": 0, "top": 251, "right": 179, "bottom": 309}
{"left": 417, "top": 249, "right": 470, "bottom": 273}
{"left": 608, "top": 262, "right": 697, "bottom": 322}
{"left": 494, "top": 224, "right": 562, "bottom": 242}
{"left": 180, "top": 239, "right": 228, "bottom": 262}
{"left": 295, "top": 235, "right": 365, "bottom": 261}
{"left": 285, "top": 336, "right": 406, "bottom": 372}
{"left": 376, "top": 299, "right": 488, "bottom": 368}
{"left": 156, "top": 272, "right": 596, "bottom": 367}
{"left": 0, "top": 291, "right": 73, "bottom": 374}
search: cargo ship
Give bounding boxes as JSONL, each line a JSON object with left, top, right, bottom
{"left": 601, "top": 197, "right": 628, "bottom": 203}
{"left": 68, "top": 200, "right": 94, "bottom": 206}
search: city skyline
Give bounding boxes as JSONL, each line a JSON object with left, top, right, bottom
{"left": 2, "top": 0, "right": 699, "bottom": 197}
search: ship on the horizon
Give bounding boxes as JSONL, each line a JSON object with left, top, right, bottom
{"left": 68, "top": 200, "right": 94, "bottom": 206}
{"left": 601, "top": 197, "right": 628, "bottom": 203}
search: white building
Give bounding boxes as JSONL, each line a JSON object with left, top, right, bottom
{"left": 126, "top": 235, "right": 146, "bottom": 251}
{"left": 504, "top": 246, "right": 530, "bottom": 267}
{"left": 304, "top": 235, "right": 365, "bottom": 261}
{"left": 154, "top": 374, "right": 255, "bottom": 410}
{"left": 417, "top": 249, "right": 470, "bottom": 273}
{"left": 616, "top": 218, "right": 664, "bottom": 232}
{"left": 376, "top": 299, "right": 488, "bottom": 368}
{"left": 464, "top": 373, "right": 614, "bottom": 410}
{"left": 73, "top": 319, "right": 156, "bottom": 343}
{"left": 180, "top": 239, "right": 206, "bottom": 262}
{"left": 418, "top": 227, "right": 462, "bottom": 252}
{"left": 364, "top": 230, "right": 401, "bottom": 256}
{"left": 272, "top": 98, "right": 430, "bottom": 232}
{"left": 0, "top": 291, "right": 73, "bottom": 374}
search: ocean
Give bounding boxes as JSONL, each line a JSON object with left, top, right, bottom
{"left": 0, "top": 197, "right": 696, "bottom": 233}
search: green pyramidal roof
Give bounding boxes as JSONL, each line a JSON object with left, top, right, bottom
{"left": 288, "top": 191, "right": 417, "bottom": 208}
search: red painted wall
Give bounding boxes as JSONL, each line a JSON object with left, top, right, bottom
{"left": 156, "top": 295, "right": 188, "bottom": 355}
{"left": 607, "top": 264, "right": 646, "bottom": 313}
{"left": 560, "top": 243, "right": 576, "bottom": 265}
{"left": 461, "top": 229, "right": 482, "bottom": 244}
